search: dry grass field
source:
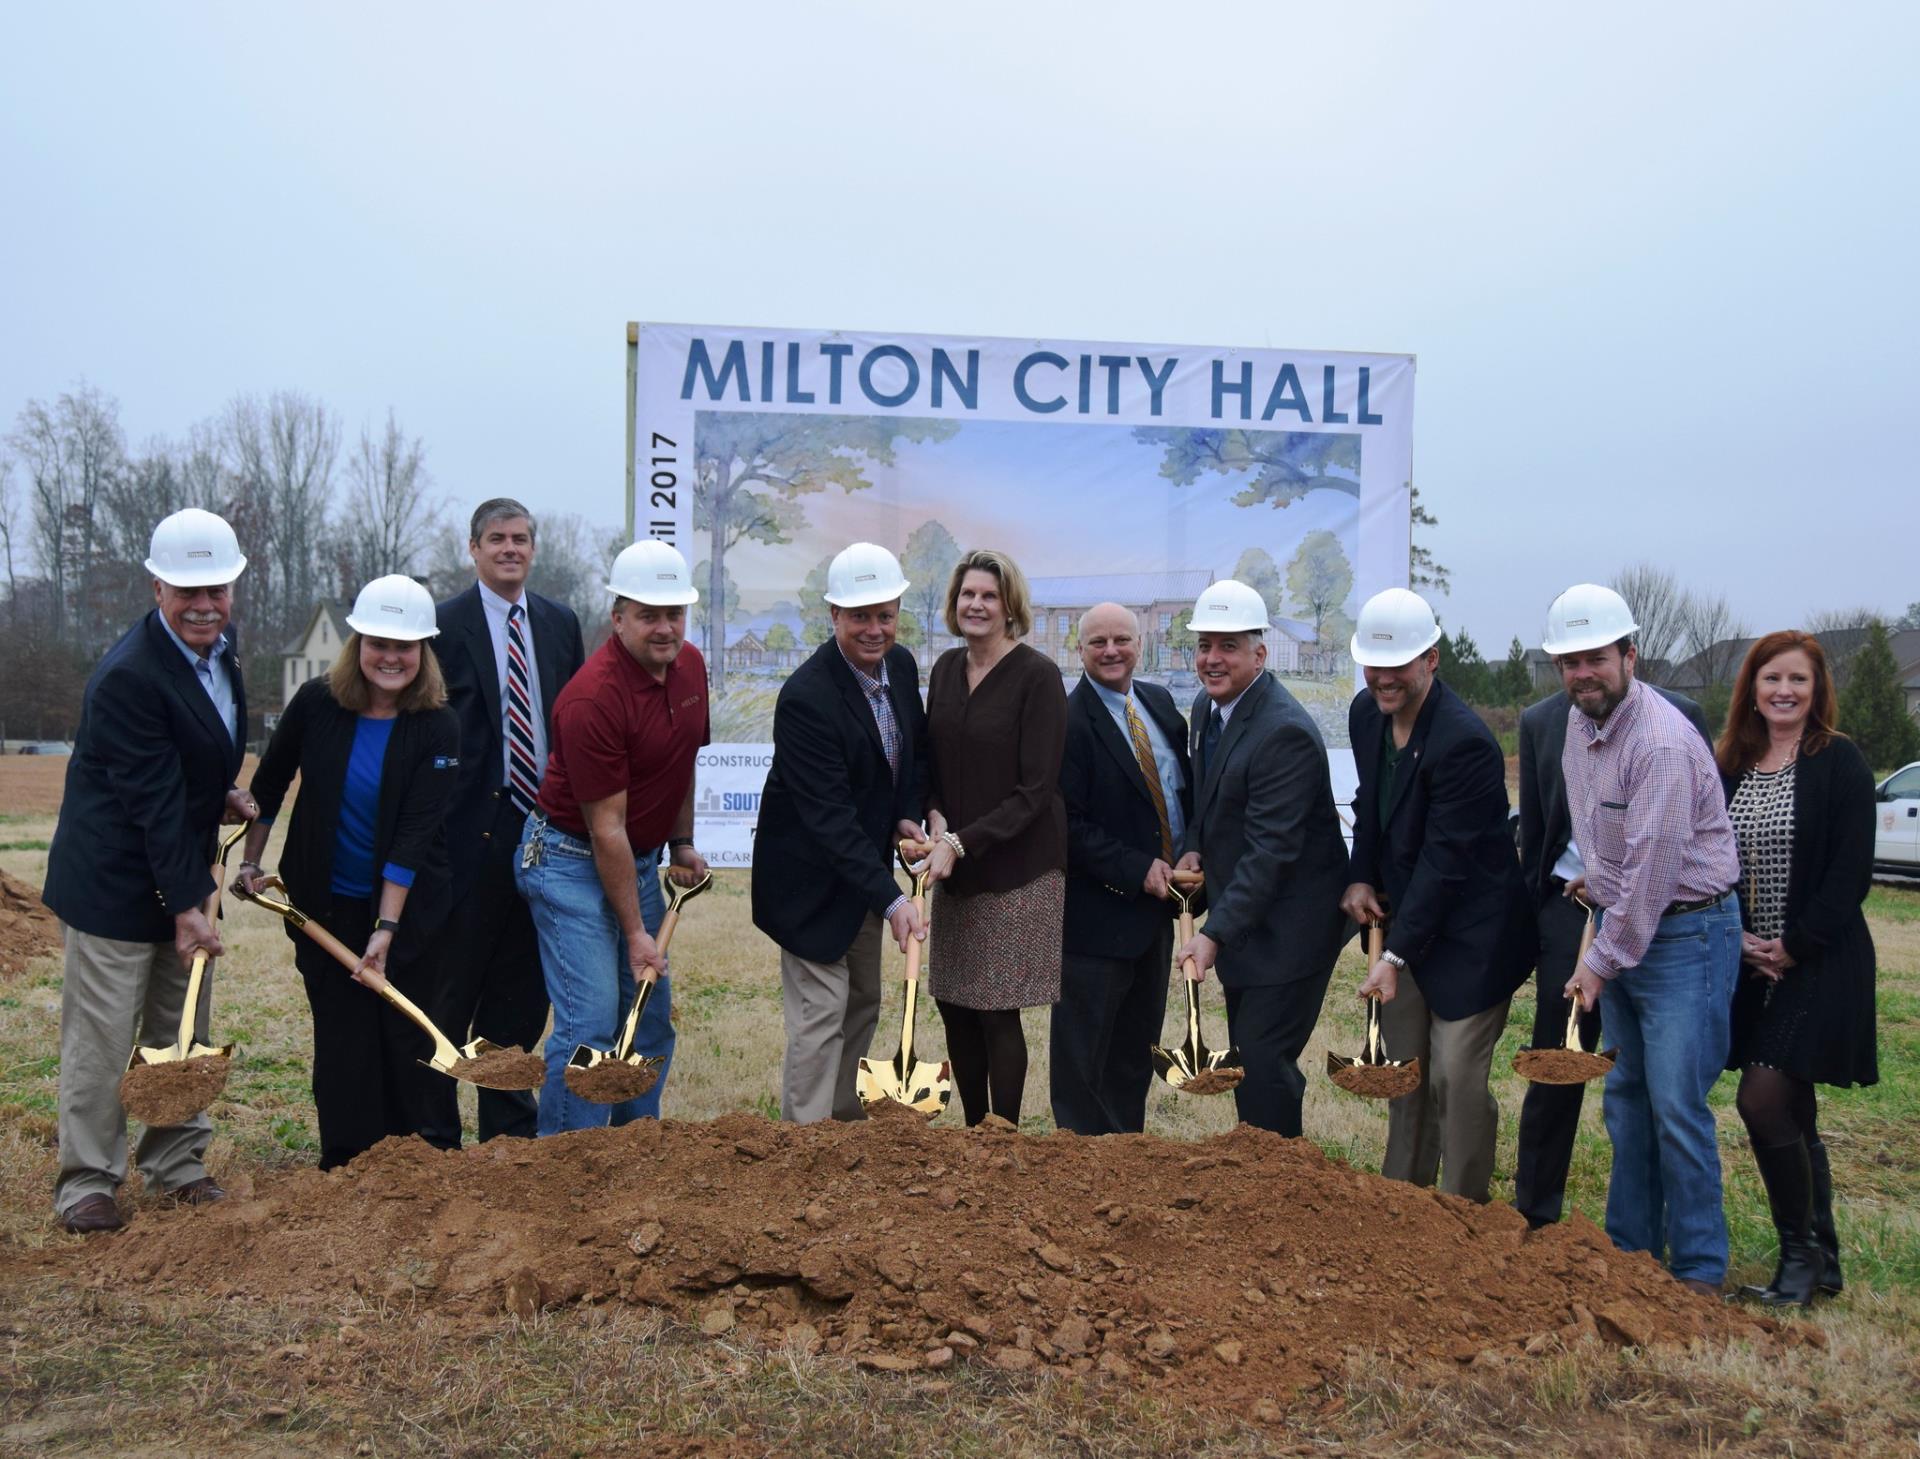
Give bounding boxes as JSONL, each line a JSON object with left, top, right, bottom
{"left": 2, "top": 754, "right": 1917, "bottom": 1456}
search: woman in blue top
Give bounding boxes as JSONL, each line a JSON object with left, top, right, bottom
{"left": 239, "top": 576, "right": 461, "bottom": 1169}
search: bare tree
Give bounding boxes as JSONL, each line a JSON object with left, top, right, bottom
{"left": 1409, "top": 483, "right": 1451, "bottom": 594}
{"left": 7, "top": 383, "right": 127, "bottom": 650}
{"left": 340, "top": 410, "right": 440, "bottom": 583}
{"left": 1677, "top": 591, "right": 1749, "bottom": 689}
{"left": 1610, "top": 563, "right": 1689, "bottom": 682}
{"left": 225, "top": 391, "right": 340, "bottom": 649}
{"left": 1803, "top": 606, "right": 1883, "bottom": 689}
{"left": 0, "top": 450, "right": 19, "bottom": 618}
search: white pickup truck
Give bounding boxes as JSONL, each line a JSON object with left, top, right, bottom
{"left": 1876, "top": 762, "right": 1920, "bottom": 876}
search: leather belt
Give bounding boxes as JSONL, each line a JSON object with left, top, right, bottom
{"left": 1663, "top": 890, "right": 1731, "bottom": 918}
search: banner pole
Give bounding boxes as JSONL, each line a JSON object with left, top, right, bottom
{"left": 624, "top": 321, "right": 639, "bottom": 541}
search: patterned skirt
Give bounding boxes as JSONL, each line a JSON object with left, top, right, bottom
{"left": 926, "top": 870, "right": 1064, "bottom": 1012}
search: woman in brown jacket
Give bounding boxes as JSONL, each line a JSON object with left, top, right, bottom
{"left": 921, "top": 549, "right": 1068, "bottom": 1126}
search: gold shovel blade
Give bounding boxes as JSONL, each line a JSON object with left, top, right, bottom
{"left": 857, "top": 1054, "right": 952, "bottom": 1117}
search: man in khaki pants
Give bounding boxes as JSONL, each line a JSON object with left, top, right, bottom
{"left": 41, "top": 509, "right": 257, "bottom": 1232}
{"left": 750, "top": 544, "right": 930, "bottom": 1121}
{"left": 1340, "top": 589, "right": 1536, "bottom": 1202}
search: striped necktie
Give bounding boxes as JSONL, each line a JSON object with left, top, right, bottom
{"left": 504, "top": 604, "right": 539, "bottom": 814}
{"left": 1126, "top": 697, "right": 1175, "bottom": 861}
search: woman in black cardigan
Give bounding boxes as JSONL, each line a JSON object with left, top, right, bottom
{"left": 1716, "top": 630, "right": 1878, "bottom": 1307}
{"left": 238, "top": 576, "right": 461, "bottom": 1169}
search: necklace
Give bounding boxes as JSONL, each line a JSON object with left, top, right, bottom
{"left": 1758, "top": 734, "right": 1803, "bottom": 773}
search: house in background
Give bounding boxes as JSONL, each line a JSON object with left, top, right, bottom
{"left": 281, "top": 600, "right": 350, "bottom": 706}
{"left": 724, "top": 605, "right": 807, "bottom": 673}
{"left": 1027, "top": 569, "right": 1216, "bottom": 673}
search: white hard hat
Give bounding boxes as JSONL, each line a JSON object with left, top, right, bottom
{"left": 1350, "top": 588, "right": 1442, "bottom": 667}
{"left": 145, "top": 507, "right": 247, "bottom": 588}
{"left": 823, "top": 542, "right": 910, "bottom": 608}
{"left": 1186, "top": 579, "right": 1270, "bottom": 633}
{"left": 607, "top": 538, "right": 699, "bottom": 606}
{"left": 1541, "top": 583, "right": 1638, "bottom": 655}
{"left": 345, "top": 575, "right": 439, "bottom": 641}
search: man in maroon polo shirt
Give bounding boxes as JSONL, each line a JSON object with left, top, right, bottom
{"left": 513, "top": 539, "right": 710, "bottom": 1132}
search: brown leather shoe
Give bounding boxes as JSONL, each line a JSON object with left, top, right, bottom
{"left": 58, "top": 1194, "right": 125, "bottom": 1234}
{"left": 1679, "top": 1277, "right": 1723, "bottom": 1299}
{"left": 168, "top": 1176, "right": 225, "bottom": 1206}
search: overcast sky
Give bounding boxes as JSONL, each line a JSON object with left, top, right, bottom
{"left": 3, "top": 2, "right": 1913, "bottom": 651}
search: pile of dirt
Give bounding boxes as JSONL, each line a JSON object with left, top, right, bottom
{"left": 71, "top": 1115, "right": 1799, "bottom": 1408}
{"left": 0, "top": 870, "right": 60, "bottom": 977}
{"left": 450, "top": 1046, "right": 545, "bottom": 1089}
{"left": 1514, "top": 1048, "right": 1616, "bottom": 1085}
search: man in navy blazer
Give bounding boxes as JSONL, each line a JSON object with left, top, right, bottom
{"left": 752, "top": 544, "right": 930, "bottom": 1123}
{"left": 422, "top": 499, "right": 585, "bottom": 1144}
{"left": 1512, "top": 679, "right": 1712, "bottom": 1227}
{"left": 42, "top": 508, "right": 257, "bottom": 1233}
{"left": 1173, "top": 580, "right": 1348, "bottom": 1137}
{"left": 1054, "top": 603, "right": 1192, "bottom": 1135}
{"left": 1343, "top": 589, "right": 1535, "bottom": 1203}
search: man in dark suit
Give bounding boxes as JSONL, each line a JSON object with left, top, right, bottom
{"left": 1173, "top": 580, "right": 1347, "bottom": 1136}
{"left": 42, "top": 508, "right": 256, "bottom": 1233}
{"left": 1053, "top": 602, "right": 1193, "bottom": 1135}
{"left": 1342, "top": 589, "right": 1536, "bottom": 1202}
{"left": 752, "top": 543, "right": 930, "bottom": 1123}
{"left": 1513, "top": 677, "right": 1713, "bottom": 1226}
{"left": 422, "top": 498, "right": 585, "bottom": 1144}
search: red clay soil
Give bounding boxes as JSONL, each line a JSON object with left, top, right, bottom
{"left": 68, "top": 1114, "right": 1802, "bottom": 1409}
{"left": 0, "top": 869, "right": 61, "bottom": 977}
{"left": 118, "top": 1054, "right": 231, "bottom": 1127}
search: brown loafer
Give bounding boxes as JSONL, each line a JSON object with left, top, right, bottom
{"left": 168, "top": 1176, "right": 226, "bottom": 1206}
{"left": 58, "top": 1194, "right": 125, "bottom": 1234}
{"left": 1678, "top": 1277, "right": 1723, "bottom": 1299}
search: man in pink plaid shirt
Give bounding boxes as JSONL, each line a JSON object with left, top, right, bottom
{"left": 1547, "top": 583, "right": 1742, "bottom": 1298}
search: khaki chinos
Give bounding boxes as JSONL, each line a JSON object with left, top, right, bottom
{"left": 780, "top": 912, "right": 885, "bottom": 1122}
{"left": 1377, "top": 973, "right": 1510, "bottom": 1202}
{"left": 56, "top": 930, "right": 214, "bottom": 1214}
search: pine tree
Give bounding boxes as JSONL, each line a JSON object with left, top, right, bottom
{"left": 1838, "top": 621, "right": 1920, "bottom": 771}
{"left": 1497, "top": 635, "right": 1533, "bottom": 705}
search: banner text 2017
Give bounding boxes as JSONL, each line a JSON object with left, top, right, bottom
{"left": 679, "top": 338, "right": 1389, "bottom": 425}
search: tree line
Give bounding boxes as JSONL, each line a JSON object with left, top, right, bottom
{"left": 0, "top": 381, "right": 623, "bottom": 740}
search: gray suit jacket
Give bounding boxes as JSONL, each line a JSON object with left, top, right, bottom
{"left": 1185, "top": 672, "right": 1348, "bottom": 988}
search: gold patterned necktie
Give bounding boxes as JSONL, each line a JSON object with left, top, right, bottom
{"left": 1126, "top": 697, "right": 1175, "bottom": 861}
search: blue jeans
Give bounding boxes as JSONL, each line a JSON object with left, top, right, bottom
{"left": 514, "top": 814, "right": 672, "bottom": 1135}
{"left": 1597, "top": 895, "right": 1741, "bottom": 1283}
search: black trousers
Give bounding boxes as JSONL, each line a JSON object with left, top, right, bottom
{"left": 1223, "top": 970, "right": 1334, "bottom": 1138}
{"left": 295, "top": 894, "right": 451, "bottom": 1171}
{"left": 1513, "top": 891, "right": 1598, "bottom": 1226}
{"left": 422, "top": 797, "right": 548, "bottom": 1144}
{"left": 1050, "top": 926, "right": 1174, "bottom": 1136}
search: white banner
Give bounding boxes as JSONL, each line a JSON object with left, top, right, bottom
{"left": 632, "top": 323, "right": 1416, "bottom": 863}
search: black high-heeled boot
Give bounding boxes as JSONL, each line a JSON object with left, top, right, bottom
{"left": 1808, "top": 1138, "right": 1843, "bottom": 1296}
{"left": 1737, "top": 1137, "right": 1823, "bottom": 1308}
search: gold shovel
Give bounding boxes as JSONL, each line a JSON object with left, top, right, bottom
{"left": 120, "top": 824, "right": 249, "bottom": 1126}
{"left": 856, "top": 841, "right": 952, "bottom": 1118}
{"left": 1514, "top": 896, "right": 1618, "bottom": 1084}
{"left": 128, "top": 822, "right": 248, "bottom": 1071}
{"left": 1151, "top": 870, "right": 1245, "bottom": 1096}
{"left": 565, "top": 868, "right": 712, "bottom": 1103}
{"left": 231, "top": 874, "right": 541, "bottom": 1089}
{"left": 1327, "top": 925, "right": 1422, "bottom": 1099}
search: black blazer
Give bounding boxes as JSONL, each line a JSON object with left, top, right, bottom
{"left": 1061, "top": 676, "right": 1192, "bottom": 959}
{"left": 248, "top": 678, "right": 461, "bottom": 971}
{"left": 43, "top": 611, "right": 247, "bottom": 942}
{"left": 1185, "top": 672, "right": 1347, "bottom": 989}
{"left": 1722, "top": 736, "right": 1878, "bottom": 1086}
{"left": 751, "top": 641, "right": 929, "bottom": 965}
{"left": 1347, "top": 679, "right": 1536, "bottom": 1020}
{"left": 1518, "top": 685, "right": 1711, "bottom": 904}
{"left": 434, "top": 583, "right": 585, "bottom": 892}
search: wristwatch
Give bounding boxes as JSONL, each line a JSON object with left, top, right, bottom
{"left": 1379, "top": 949, "right": 1408, "bottom": 971}
{"left": 375, "top": 918, "right": 402, "bottom": 934}
{"left": 667, "top": 836, "right": 695, "bottom": 851}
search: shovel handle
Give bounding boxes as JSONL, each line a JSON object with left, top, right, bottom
{"left": 280, "top": 902, "right": 462, "bottom": 1064}
{"left": 1169, "top": 868, "right": 1204, "bottom": 888}
{"left": 169, "top": 823, "right": 249, "bottom": 1055}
